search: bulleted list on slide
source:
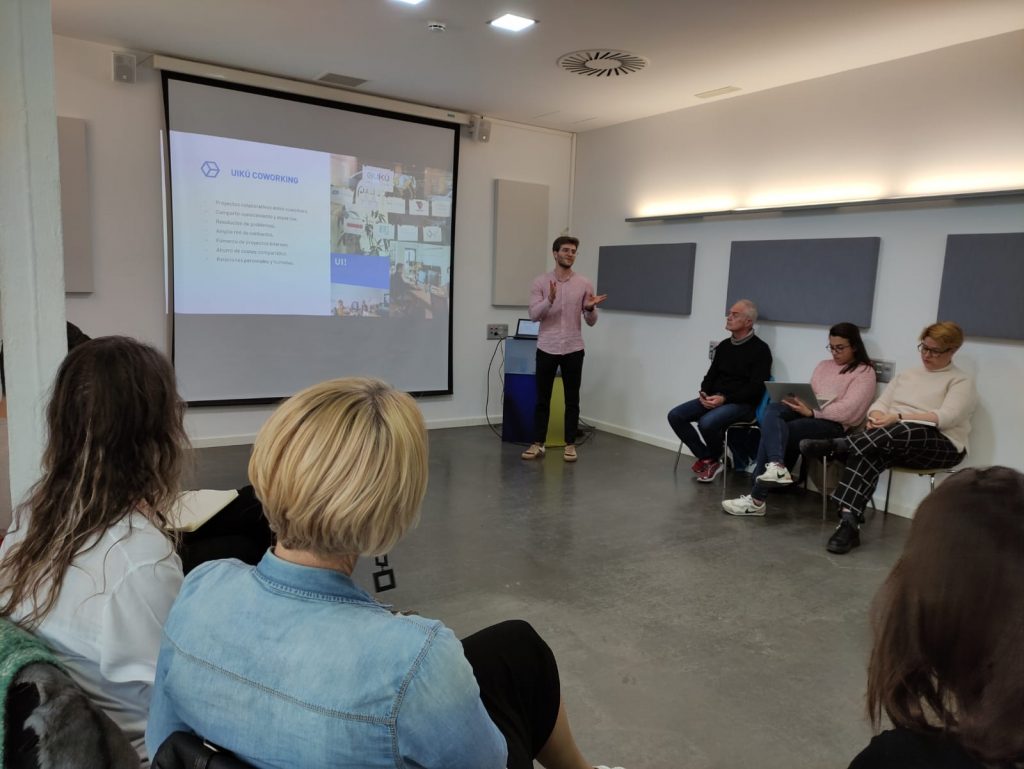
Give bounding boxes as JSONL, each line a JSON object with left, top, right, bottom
{"left": 171, "top": 131, "right": 331, "bottom": 316}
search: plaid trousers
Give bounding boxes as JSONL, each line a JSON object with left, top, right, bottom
{"left": 831, "top": 422, "right": 964, "bottom": 517}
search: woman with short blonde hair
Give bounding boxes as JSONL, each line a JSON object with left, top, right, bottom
{"left": 148, "top": 377, "right": 622, "bottom": 769}
{"left": 249, "top": 378, "right": 427, "bottom": 558}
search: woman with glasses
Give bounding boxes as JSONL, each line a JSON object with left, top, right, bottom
{"left": 723, "top": 322, "right": 875, "bottom": 517}
{"left": 802, "top": 322, "right": 976, "bottom": 555}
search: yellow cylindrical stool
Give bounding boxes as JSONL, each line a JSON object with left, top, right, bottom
{"left": 544, "top": 375, "right": 566, "bottom": 448}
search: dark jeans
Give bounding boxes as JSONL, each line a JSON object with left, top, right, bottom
{"left": 534, "top": 349, "right": 584, "bottom": 445}
{"left": 461, "top": 620, "right": 561, "bottom": 769}
{"left": 751, "top": 402, "right": 844, "bottom": 498}
{"left": 667, "top": 398, "right": 755, "bottom": 461}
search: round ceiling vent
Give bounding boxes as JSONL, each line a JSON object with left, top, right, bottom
{"left": 557, "top": 49, "right": 648, "bottom": 77}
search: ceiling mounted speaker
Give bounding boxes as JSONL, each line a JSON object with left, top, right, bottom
{"left": 112, "top": 52, "right": 137, "bottom": 84}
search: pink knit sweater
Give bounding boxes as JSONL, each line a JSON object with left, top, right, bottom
{"left": 810, "top": 359, "right": 876, "bottom": 429}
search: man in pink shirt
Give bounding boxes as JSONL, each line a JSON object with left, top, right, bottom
{"left": 521, "top": 236, "right": 607, "bottom": 463}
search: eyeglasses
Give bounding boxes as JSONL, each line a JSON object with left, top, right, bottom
{"left": 917, "top": 342, "right": 951, "bottom": 356}
{"left": 826, "top": 344, "right": 850, "bottom": 353}
{"left": 726, "top": 312, "right": 746, "bottom": 319}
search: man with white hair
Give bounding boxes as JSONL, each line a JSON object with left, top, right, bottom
{"left": 667, "top": 299, "right": 772, "bottom": 482}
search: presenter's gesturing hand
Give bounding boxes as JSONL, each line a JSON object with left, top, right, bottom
{"left": 549, "top": 281, "right": 557, "bottom": 303}
{"left": 584, "top": 293, "right": 608, "bottom": 312}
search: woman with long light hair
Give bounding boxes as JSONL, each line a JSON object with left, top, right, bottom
{"left": 0, "top": 336, "right": 189, "bottom": 764}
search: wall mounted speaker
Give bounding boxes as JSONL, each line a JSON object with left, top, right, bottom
{"left": 112, "top": 52, "right": 137, "bottom": 84}
{"left": 469, "top": 116, "right": 492, "bottom": 143}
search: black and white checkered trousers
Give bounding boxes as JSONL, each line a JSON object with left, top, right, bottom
{"left": 831, "top": 422, "right": 965, "bottom": 518}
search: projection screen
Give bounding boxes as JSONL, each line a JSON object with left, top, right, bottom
{"left": 163, "top": 73, "right": 458, "bottom": 404}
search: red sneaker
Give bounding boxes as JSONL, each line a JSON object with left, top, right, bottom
{"left": 696, "top": 459, "right": 724, "bottom": 483}
{"left": 690, "top": 457, "right": 709, "bottom": 474}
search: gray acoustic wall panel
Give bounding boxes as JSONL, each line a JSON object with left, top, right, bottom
{"left": 596, "top": 243, "right": 696, "bottom": 315}
{"left": 492, "top": 179, "right": 550, "bottom": 306}
{"left": 727, "top": 238, "right": 879, "bottom": 327}
{"left": 938, "top": 232, "right": 1024, "bottom": 340}
{"left": 58, "top": 117, "right": 94, "bottom": 293}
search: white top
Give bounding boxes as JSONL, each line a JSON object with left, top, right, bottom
{"left": 0, "top": 512, "right": 183, "bottom": 765}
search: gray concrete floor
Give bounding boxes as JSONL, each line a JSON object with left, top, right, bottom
{"left": 191, "top": 426, "right": 907, "bottom": 769}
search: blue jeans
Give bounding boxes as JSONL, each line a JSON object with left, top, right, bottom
{"left": 751, "top": 402, "right": 843, "bottom": 498}
{"left": 667, "top": 399, "right": 755, "bottom": 461}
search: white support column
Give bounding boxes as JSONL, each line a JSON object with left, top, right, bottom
{"left": 0, "top": 0, "right": 68, "bottom": 512}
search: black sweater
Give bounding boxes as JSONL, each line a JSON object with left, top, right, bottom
{"left": 700, "top": 334, "right": 772, "bottom": 407}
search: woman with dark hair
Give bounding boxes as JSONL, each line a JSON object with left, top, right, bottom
{"left": 0, "top": 336, "right": 188, "bottom": 764}
{"left": 849, "top": 466, "right": 1024, "bottom": 768}
{"left": 803, "top": 321, "right": 976, "bottom": 554}
{"left": 722, "top": 322, "right": 876, "bottom": 517}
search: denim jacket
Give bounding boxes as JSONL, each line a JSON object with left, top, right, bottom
{"left": 145, "top": 552, "right": 507, "bottom": 769}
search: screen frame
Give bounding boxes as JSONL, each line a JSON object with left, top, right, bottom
{"left": 161, "top": 70, "right": 460, "bottom": 405}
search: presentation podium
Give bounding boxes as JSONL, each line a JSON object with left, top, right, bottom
{"left": 501, "top": 338, "right": 565, "bottom": 447}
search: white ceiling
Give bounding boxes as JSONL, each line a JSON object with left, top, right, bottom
{"left": 52, "top": 0, "right": 1024, "bottom": 132}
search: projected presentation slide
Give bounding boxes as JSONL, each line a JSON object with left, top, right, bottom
{"left": 171, "top": 132, "right": 452, "bottom": 320}
{"left": 164, "top": 74, "right": 458, "bottom": 402}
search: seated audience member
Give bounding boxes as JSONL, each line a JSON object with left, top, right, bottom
{"left": 722, "top": 322, "right": 875, "bottom": 516}
{"left": 0, "top": 336, "right": 188, "bottom": 764}
{"left": 802, "top": 321, "right": 976, "bottom": 554}
{"left": 849, "top": 466, "right": 1024, "bottom": 769}
{"left": 0, "top": 321, "right": 91, "bottom": 398}
{"left": 146, "top": 377, "right": 623, "bottom": 769}
{"left": 667, "top": 299, "right": 772, "bottom": 482}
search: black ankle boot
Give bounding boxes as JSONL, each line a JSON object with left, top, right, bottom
{"left": 800, "top": 437, "right": 848, "bottom": 460}
{"left": 826, "top": 520, "right": 860, "bottom": 554}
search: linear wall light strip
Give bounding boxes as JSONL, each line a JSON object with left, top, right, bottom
{"left": 626, "top": 188, "right": 1024, "bottom": 223}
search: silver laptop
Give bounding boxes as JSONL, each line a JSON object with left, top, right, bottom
{"left": 764, "top": 381, "right": 823, "bottom": 410}
{"left": 514, "top": 319, "right": 540, "bottom": 340}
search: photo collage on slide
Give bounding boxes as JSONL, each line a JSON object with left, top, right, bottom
{"left": 330, "top": 155, "right": 452, "bottom": 320}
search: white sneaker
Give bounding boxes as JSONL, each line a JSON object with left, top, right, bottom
{"left": 595, "top": 766, "right": 626, "bottom": 769}
{"left": 755, "top": 461, "right": 793, "bottom": 486}
{"left": 722, "top": 494, "right": 767, "bottom": 516}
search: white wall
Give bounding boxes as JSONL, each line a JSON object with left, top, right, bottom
{"left": 572, "top": 32, "right": 1024, "bottom": 516}
{"left": 52, "top": 35, "right": 573, "bottom": 444}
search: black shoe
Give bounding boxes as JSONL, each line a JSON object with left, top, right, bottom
{"left": 826, "top": 521, "right": 860, "bottom": 554}
{"left": 800, "top": 437, "right": 848, "bottom": 460}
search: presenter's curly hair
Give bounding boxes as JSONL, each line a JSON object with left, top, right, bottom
{"left": 552, "top": 235, "right": 579, "bottom": 252}
{"left": 866, "top": 466, "right": 1024, "bottom": 762}
{"left": 249, "top": 377, "right": 428, "bottom": 559}
{"left": 0, "top": 337, "right": 187, "bottom": 627}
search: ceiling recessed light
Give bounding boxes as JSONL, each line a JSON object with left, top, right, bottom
{"left": 489, "top": 13, "right": 536, "bottom": 32}
{"left": 393, "top": 0, "right": 426, "bottom": 5}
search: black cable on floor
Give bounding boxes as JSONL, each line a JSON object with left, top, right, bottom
{"left": 484, "top": 337, "right": 504, "bottom": 439}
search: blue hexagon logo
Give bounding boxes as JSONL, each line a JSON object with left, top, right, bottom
{"left": 201, "top": 160, "right": 220, "bottom": 178}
